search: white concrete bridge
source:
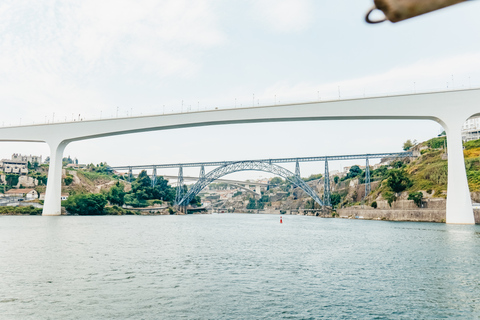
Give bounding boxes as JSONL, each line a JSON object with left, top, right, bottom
{"left": 0, "top": 88, "right": 478, "bottom": 224}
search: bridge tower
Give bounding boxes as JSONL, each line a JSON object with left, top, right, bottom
{"left": 128, "top": 166, "right": 133, "bottom": 183}
{"left": 324, "top": 159, "right": 331, "bottom": 207}
{"left": 152, "top": 166, "right": 157, "bottom": 187}
{"left": 175, "top": 165, "right": 184, "bottom": 205}
{"left": 365, "top": 157, "right": 371, "bottom": 199}
{"left": 199, "top": 164, "right": 205, "bottom": 182}
{"left": 295, "top": 159, "right": 301, "bottom": 178}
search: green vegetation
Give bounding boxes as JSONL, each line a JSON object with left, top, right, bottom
{"left": 0, "top": 205, "right": 42, "bottom": 215}
{"left": 303, "top": 173, "right": 323, "bottom": 182}
{"left": 103, "top": 205, "right": 136, "bottom": 215}
{"left": 341, "top": 165, "right": 362, "bottom": 181}
{"left": 31, "top": 172, "right": 47, "bottom": 185}
{"left": 190, "top": 196, "right": 202, "bottom": 207}
{"left": 403, "top": 139, "right": 414, "bottom": 151}
{"left": 63, "top": 193, "right": 108, "bottom": 215}
{"left": 246, "top": 197, "right": 264, "bottom": 210}
{"left": 105, "top": 181, "right": 126, "bottom": 206}
{"left": 6, "top": 174, "right": 19, "bottom": 187}
{"left": 270, "top": 177, "right": 284, "bottom": 185}
{"left": 408, "top": 192, "right": 423, "bottom": 207}
{"left": 64, "top": 174, "right": 74, "bottom": 186}
{"left": 425, "top": 136, "right": 446, "bottom": 149}
{"left": 383, "top": 191, "right": 396, "bottom": 207}
{"left": 371, "top": 201, "right": 377, "bottom": 209}
{"left": 464, "top": 139, "right": 480, "bottom": 150}
{"left": 386, "top": 169, "right": 412, "bottom": 193}
{"left": 233, "top": 191, "right": 242, "bottom": 197}
{"left": 330, "top": 193, "right": 342, "bottom": 208}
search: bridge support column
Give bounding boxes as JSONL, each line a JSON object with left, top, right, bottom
{"left": 152, "top": 166, "right": 157, "bottom": 187}
{"left": 175, "top": 165, "right": 184, "bottom": 205}
{"left": 445, "top": 121, "right": 474, "bottom": 224}
{"left": 365, "top": 157, "right": 371, "bottom": 199}
{"left": 295, "top": 159, "right": 301, "bottom": 178}
{"left": 42, "top": 140, "right": 68, "bottom": 216}
{"left": 128, "top": 167, "right": 133, "bottom": 183}
{"left": 324, "top": 159, "right": 331, "bottom": 207}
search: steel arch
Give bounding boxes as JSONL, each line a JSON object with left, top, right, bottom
{"left": 178, "top": 160, "right": 323, "bottom": 207}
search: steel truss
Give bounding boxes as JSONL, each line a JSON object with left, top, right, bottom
{"left": 110, "top": 152, "right": 413, "bottom": 171}
{"left": 175, "top": 165, "right": 184, "bottom": 205}
{"left": 177, "top": 160, "right": 323, "bottom": 207}
{"left": 365, "top": 157, "right": 371, "bottom": 199}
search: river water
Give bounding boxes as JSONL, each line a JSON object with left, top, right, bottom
{"left": 0, "top": 214, "right": 479, "bottom": 319}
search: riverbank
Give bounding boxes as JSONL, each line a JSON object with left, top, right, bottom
{"left": 337, "top": 207, "right": 480, "bottom": 224}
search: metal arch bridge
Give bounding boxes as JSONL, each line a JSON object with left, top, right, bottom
{"left": 177, "top": 160, "right": 324, "bottom": 207}
{"left": 110, "top": 151, "right": 413, "bottom": 208}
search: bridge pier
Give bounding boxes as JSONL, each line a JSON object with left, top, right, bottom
{"left": 42, "top": 140, "right": 68, "bottom": 216}
{"left": 445, "top": 120, "right": 475, "bottom": 224}
{"left": 151, "top": 166, "right": 157, "bottom": 187}
{"left": 324, "top": 159, "right": 331, "bottom": 207}
{"left": 365, "top": 157, "right": 371, "bottom": 200}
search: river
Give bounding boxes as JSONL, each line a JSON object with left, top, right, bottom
{"left": 0, "top": 214, "right": 479, "bottom": 319}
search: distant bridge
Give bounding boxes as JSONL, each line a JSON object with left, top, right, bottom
{"left": 0, "top": 89, "right": 477, "bottom": 223}
{"left": 111, "top": 151, "right": 413, "bottom": 208}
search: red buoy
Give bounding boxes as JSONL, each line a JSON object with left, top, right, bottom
{"left": 280, "top": 216, "right": 283, "bottom": 224}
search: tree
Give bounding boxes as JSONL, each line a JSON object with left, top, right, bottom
{"left": 386, "top": 169, "right": 412, "bottom": 193}
{"left": 246, "top": 198, "right": 257, "bottom": 209}
{"left": 189, "top": 196, "right": 201, "bottom": 207}
{"left": 270, "top": 177, "right": 283, "bottom": 185}
{"left": 64, "top": 175, "right": 74, "bottom": 186}
{"left": 408, "top": 192, "right": 423, "bottom": 207}
{"left": 333, "top": 176, "right": 339, "bottom": 184}
{"left": 6, "top": 174, "right": 19, "bottom": 187}
{"left": 106, "top": 181, "right": 126, "bottom": 206}
{"left": 403, "top": 139, "right": 414, "bottom": 151}
{"left": 330, "top": 193, "right": 342, "bottom": 208}
{"left": 63, "top": 193, "right": 107, "bottom": 215}
{"left": 132, "top": 170, "right": 151, "bottom": 191}
{"left": 383, "top": 191, "right": 397, "bottom": 207}
{"left": 343, "top": 165, "right": 363, "bottom": 180}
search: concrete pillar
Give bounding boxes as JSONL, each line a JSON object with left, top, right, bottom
{"left": 42, "top": 140, "right": 68, "bottom": 216}
{"left": 445, "top": 120, "right": 475, "bottom": 224}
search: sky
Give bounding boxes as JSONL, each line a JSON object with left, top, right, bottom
{"left": 0, "top": 0, "right": 480, "bottom": 181}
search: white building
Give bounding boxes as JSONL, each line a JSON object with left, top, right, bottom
{"left": 11, "top": 153, "right": 42, "bottom": 164}
{"left": 0, "top": 160, "right": 28, "bottom": 175}
{"left": 462, "top": 117, "right": 480, "bottom": 142}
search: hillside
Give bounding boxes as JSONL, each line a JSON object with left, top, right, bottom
{"left": 211, "top": 136, "right": 480, "bottom": 213}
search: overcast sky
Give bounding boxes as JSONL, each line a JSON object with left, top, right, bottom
{"left": 0, "top": 0, "right": 479, "bottom": 181}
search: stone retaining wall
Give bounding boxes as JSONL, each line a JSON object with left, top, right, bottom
{"left": 337, "top": 208, "right": 480, "bottom": 224}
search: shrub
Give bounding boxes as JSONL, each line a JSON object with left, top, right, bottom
{"left": 426, "top": 137, "right": 446, "bottom": 149}
{"left": 371, "top": 201, "right": 377, "bottom": 209}
{"left": 383, "top": 191, "right": 397, "bottom": 207}
{"left": 464, "top": 138, "right": 480, "bottom": 150}
{"left": 408, "top": 192, "right": 423, "bottom": 207}
{"left": 386, "top": 169, "right": 412, "bottom": 193}
{"left": 64, "top": 175, "right": 74, "bottom": 186}
{"left": 63, "top": 193, "right": 107, "bottom": 215}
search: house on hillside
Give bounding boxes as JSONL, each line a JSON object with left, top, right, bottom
{"left": 4, "top": 188, "right": 38, "bottom": 200}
